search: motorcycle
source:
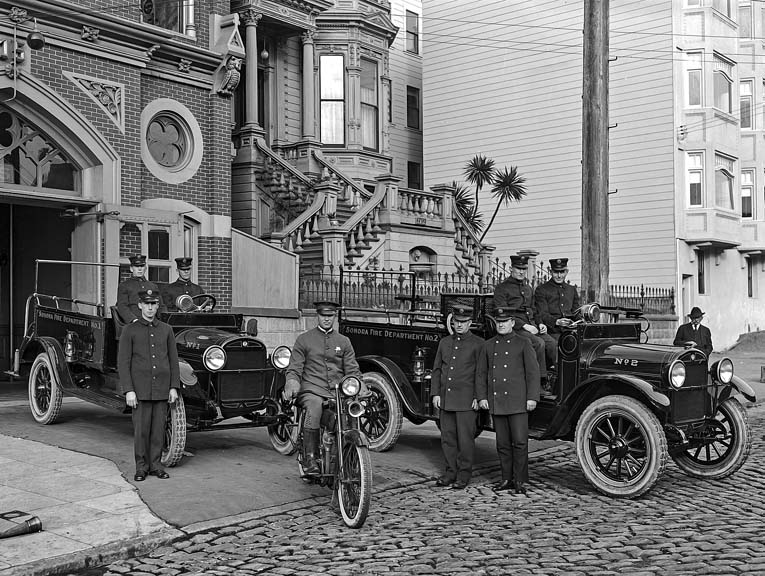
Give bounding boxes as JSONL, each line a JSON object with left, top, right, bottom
{"left": 285, "top": 375, "right": 373, "bottom": 528}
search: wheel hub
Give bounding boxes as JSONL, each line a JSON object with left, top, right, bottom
{"left": 609, "top": 436, "right": 629, "bottom": 458}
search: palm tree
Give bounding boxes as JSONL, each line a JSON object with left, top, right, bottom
{"left": 464, "top": 154, "right": 495, "bottom": 211}
{"left": 479, "top": 166, "right": 527, "bottom": 243}
{"left": 452, "top": 181, "right": 484, "bottom": 236}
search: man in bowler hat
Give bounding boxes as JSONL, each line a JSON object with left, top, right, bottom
{"left": 431, "top": 304, "right": 484, "bottom": 490}
{"left": 283, "top": 301, "right": 361, "bottom": 475}
{"left": 477, "top": 306, "right": 540, "bottom": 495}
{"left": 162, "top": 257, "right": 206, "bottom": 312}
{"left": 673, "top": 307, "right": 713, "bottom": 356}
{"left": 492, "top": 255, "right": 547, "bottom": 373}
{"left": 118, "top": 289, "right": 179, "bottom": 481}
{"left": 116, "top": 255, "right": 164, "bottom": 322}
{"left": 533, "top": 258, "right": 580, "bottom": 370}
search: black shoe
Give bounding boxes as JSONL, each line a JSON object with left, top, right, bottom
{"left": 450, "top": 480, "right": 468, "bottom": 490}
{"left": 435, "top": 476, "right": 455, "bottom": 487}
{"left": 134, "top": 472, "right": 146, "bottom": 482}
{"left": 302, "top": 460, "right": 320, "bottom": 476}
{"left": 492, "top": 479, "right": 513, "bottom": 492}
{"left": 149, "top": 469, "right": 169, "bottom": 479}
{"left": 514, "top": 481, "right": 527, "bottom": 495}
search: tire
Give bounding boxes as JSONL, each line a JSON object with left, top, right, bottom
{"left": 575, "top": 395, "right": 667, "bottom": 499}
{"left": 28, "top": 352, "right": 63, "bottom": 425}
{"left": 161, "top": 394, "right": 187, "bottom": 468}
{"left": 671, "top": 397, "right": 752, "bottom": 479}
{"left": 269, "top": 403, "right": 299, "bottom": 456}
{"left": 337, "top": 442, "right": 372, "bottom": 528}
{"left": 359, "top": 372, "right": 403, "bottom": 452}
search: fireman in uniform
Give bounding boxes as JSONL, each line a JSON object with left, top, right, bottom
{"left": 533, "top": 258, "right": 580, "bottom": 369}
{"left": 118, "top": 289, "right": 179, "bottom": 481}
{"left": 162, "top": 257, "right": 205, "bottom": 312}
{"left": 477, "top": 306, "right": 540, "bottom": 495}
{"left": 431, "top": 304, "right": 484, "bottom": 490}
{"left": 283, "top": 301, "right": 362, "bottom": 475}
{"left": 116, "top": 255, "right": 164, "bottom": 323}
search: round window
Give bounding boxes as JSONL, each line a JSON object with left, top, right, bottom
{"left": 141, "top": 99, "right": 203, "bottom": 184}
{"left": 147, "top": 114, "right": 188, "bottom": 169}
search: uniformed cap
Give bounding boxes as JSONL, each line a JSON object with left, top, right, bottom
{"left": 128, "top": 254, "right": 147, "bottom": 266}
{"left": 510, "top": 255, "right": 529, "bottom": 269}
{"left": 314, "top": 301, "right": 340, "bottom": 315}
{"left": 138, "top": 289, "right": 160, "bottom": 303}
{"left": 549, "top": 258, "right": 569, "bottom": 271}
{"left": 451, "top": 305, "right": 473, "bottom": 322}
{"left": 491, "top": 307, "right": 518, "bottom": 321}
{"left": 175, "top": 256, "right": 193, "bottom": 270}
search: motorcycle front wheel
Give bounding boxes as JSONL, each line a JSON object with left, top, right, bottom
{"left": 336, "top": 442, "right": 372, "bottom": 528}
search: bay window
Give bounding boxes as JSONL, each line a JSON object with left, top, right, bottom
{"left": 361, "top": 59, "right": 379, "bottom": 151}
{"left": 320, "top": 55, "right": 345, "bottom": 146}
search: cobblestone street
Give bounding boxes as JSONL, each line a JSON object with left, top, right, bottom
{"left": 76, "top": 403, "right": 765, "bottom": 576}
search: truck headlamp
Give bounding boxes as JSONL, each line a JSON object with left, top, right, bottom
{"left": 203, "top": 346, "right": 226, "bottom": 371}
{"left": 669, "top": 360, "right": 686, "bottom": 389}
{"left": 272, "top": 346, "right": 291, "bottom": 370}
{"left": 712, "top": 358, "right": 734, "bottom": 384}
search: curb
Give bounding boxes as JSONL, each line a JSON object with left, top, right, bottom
{"left": 0, "top": 528, "right": 183, "bottom": 576}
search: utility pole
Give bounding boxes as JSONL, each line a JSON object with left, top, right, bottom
{"left": 581, "top": 0, "right": 610, "bottom": 304}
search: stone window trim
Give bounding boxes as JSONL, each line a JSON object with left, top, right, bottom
{"left": 140, "top": 98, "right": 203, "bottom": 184}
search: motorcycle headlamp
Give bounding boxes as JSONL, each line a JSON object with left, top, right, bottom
{"left": 341, "top": 376, "right": 361, "bottom": 397}
{"left": 711, "top": 358, "right": 734, "bottom": 384}
{"left": 272, "top": 346, "right": 291, "bottom": 370}
{"left": 203, "top": 346, "right": 226, "bottom": 371}
{"left": 669, "top": 360, "right": 686, "bottom": 389}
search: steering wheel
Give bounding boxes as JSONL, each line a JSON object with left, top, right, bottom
{"left": 191, "top": 293, "right": 217, "bottom": 311}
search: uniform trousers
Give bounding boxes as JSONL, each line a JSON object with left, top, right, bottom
{"left": 299, "top": 391, "right": 324, "bottom": 429}
{"left": 132, "top": 399, "right": 168, "bottom": 473}
{"left": 440, "top": 409, "right": 477, "bottom": 483}
{"left": 539, "top": 332, "right": 558, "bottom": 369}
{"left": 514, "top": 330, "right": 546, "bottom": 373}
{"left": 493, "top": 412, "right": 529, "bottom": 484}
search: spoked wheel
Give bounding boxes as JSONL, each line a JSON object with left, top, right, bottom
{"left": 268, "top": 402, "right": 299, "bottom": 455}
{"left": 671, "top": 397, "right": 751, "bottom": 479}
{"left": 575, "top": 395, "right": 667, "bottom": 498}
{"left": 161, "top": 395, "right": 187, "bottom": 467}
{"left": 336, "top": 442, "right": 372, "bottom": 528}
{"left": 28, "top": 352, "right": 63, "bottom": 424}
{"left": 359, "top": 372, "right": 402, "bottom": 452}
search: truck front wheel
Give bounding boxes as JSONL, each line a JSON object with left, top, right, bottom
{"left": 575, "top": 395, "right": 667, "bottom": 498}
{"left": 360, "top": 372, "right": 402, "bottom": 452}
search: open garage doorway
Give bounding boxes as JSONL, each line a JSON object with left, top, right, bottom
{"left": 0, "top": 204, "right": 75, "bottom": 376}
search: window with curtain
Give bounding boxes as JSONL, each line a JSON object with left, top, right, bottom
{"left": 741, "top": 170, "right": 754, "bottom": 218}
{"left": 687, "top": 152, "right": 703, "bottom": 206}
{"left": 687, "top": 53, "right": 702, "bottom": 107}
{"left": 739, "top": 5, "right": 753, "bottom": 37}
{"left": 713, "top": 55, "right": 733, "bottom": 113}
{"left": 407, "top": 86, "right": 420, "bottom": 129}
{"left": 747, "top": 258, "right": 756, "bottom": 298}
{"left": 697, "top": 251, "right": 706, "bottom": 295}
{"left": 142, "top": 0, "right": 182, "bottom": 32}
{"left": 406, "top": 11, "right": 419, "bottom": 54}
{"left": 320, "top": 55, "right": 345, "bottom": 146}
{"left": 713, "top": 0, "right": 731, "bottom": 18}
{"left": 714, "top": 153, "right": 735, "bottom": 209}
{"left": 740, "top": 80, "right": 753, "bottom": 128}
{"left": 361, "top": 59, "right": 378, "bottom": 151}
{"left": 408, "top": 161, "right": 422, "bottom": 190}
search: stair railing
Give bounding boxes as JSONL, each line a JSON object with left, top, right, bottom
{"left": 270, "top": 190, "right": 327, "bottom": 252}
{"left": 312, "top": 150, "right": 373, "bottom": 207}
{"left": 452, "top": 196, "right": 488, "bottom": 273}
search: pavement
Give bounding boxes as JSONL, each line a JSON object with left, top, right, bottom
{"left": 0, "top": 345, "right": 763, "bottom": 576}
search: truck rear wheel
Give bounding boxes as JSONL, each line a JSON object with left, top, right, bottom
{"left": 28, "top": 352, "right": 63, "bottom": 425}
{"left": 360, "top": 372, "right": 402, "bottom": 452}
{"left": 575, "top": 394, "right": 667, "bottom": 498}
{"left": 671, "top": 397, "right": 751, "bottom": 479}
{"left": 161, "top": 394, "right": 187, "bottom": 467}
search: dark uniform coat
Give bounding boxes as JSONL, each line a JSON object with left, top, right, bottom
{"left": 674, "top": 322, "right": 713, "bottom": 356}
{"left": 493, "top": 276, "right": 536, "bottom": 326}
{"left": 117, "top": 277, "right": 162, "bottom": 322}
{"left": 162, "top": 279, "right": 204, "bottom": 312}
{"left": 477, "top": 332, "right": 540, "bottom": 414}
{"left": 431, "top": 332, "right": 484, "bottom": 411}
{"left": 118, "top": 318, "right": 180, "bottom": 399}
{"left": 286, "top": 327, "right": 361, "bottom": 398}
{"left": 534, "top": 279, "right": 580, "bottom": 334}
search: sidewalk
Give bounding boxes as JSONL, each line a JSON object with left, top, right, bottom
{"left": 0, "top": 435, "right": 180, "bottom": 576}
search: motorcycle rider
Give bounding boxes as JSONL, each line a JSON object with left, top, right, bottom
{"left": 283, "top": 301, "right": 362, "bottom": 475}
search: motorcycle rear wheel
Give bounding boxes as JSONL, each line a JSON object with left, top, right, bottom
{"left": 336, "top": 442, "right": 372, "bottom": 528}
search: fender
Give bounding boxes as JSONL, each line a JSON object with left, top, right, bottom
{"left": 342, "top": 428, "right": 369, "bottom": 447}
{"left": 728, "top": 375, "right": 756, "bottom": 403}
{"left": 357, "top": 355, "right": 424, "bottom": 417}
{"left": 35, "top": 337, "right": 76, "bottom": 392}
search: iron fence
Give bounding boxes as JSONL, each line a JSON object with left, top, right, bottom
{"left": 297, "top": 265, "right": 675, "bottom": 315}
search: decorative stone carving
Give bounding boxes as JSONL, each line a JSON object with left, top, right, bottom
{"left": 216, "top": 56, "right": 241, "bottom": 96}
{"left": 8, "top": 7, "right": 27, "bottom": 24}
{"left": 64, "top": 71, "right": 125, "bottom": 132}
{"left": 240, "top": 9, "right": 262, "bottom": 26}
{"left": 146, "top": 44, "right": 160, "bottom": 58}
{"left": 81, "top": 26, "right": 100, "bottom": 42}
{"left": 301, "top": 30, "right": 315, "bottom": 45}
{"left": 178, "top": 58, "right": 192, "bottom": 72}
